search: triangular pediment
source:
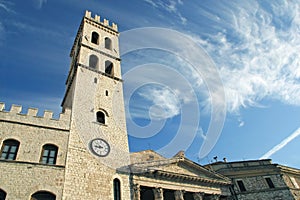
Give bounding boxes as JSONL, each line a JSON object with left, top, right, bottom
{"left": 129, "top": 150, "right": 230, "bottom": 184}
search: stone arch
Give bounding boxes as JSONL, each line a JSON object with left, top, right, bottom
{"left": 105, "top": 37, "right": 112, "bottom": 50}
{"left": 91, "top": 31, "right": 99, "bottom": 44}
{"left": 113, "top": 178, "right": 121, "bottom": 200}
{"left": 0, "top": 188, "right": 7, "bottom": 200}
{"left": 89, "top": 54, "right": 98, "bottom": 69}
{"left": 0, "top": 138, "right": 20, "bottom": 160}
{"left": 105, "top": 60, "right": 114, "bottom": 75}
{"left": 30, "top": 190, "right": 56, "bottom": 200}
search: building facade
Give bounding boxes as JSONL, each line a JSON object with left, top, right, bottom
{"left": 0, "top": 11, "right": 233, "bottom": 200}
{"left": 205, "top": 159, "right": 300, "bottom": 200}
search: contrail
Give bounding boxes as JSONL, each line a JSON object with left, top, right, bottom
{"left": 260, "top": 127, "right": 300, "bottom": 159}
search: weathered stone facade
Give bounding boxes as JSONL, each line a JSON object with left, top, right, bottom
{"left": 205, "top": 159, "right": 300, "bottom": 200}
{"left": 1, "top": 10, "right": 300, "bottom": 200}
{"left": 0, "top": 104, "right": 70, "bottom": 199}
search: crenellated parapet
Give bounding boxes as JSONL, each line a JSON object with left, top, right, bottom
{"left": 84, "top": 10, "right": 118, "bottom": 32}
{"left": 0, "top": 102, "right": 71, "bottom": 131}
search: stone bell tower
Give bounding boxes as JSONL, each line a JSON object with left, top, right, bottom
{"left": 61, "top": 11, "right": 131, "bottom": 199}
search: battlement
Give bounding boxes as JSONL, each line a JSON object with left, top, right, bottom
{"left": 0, "top": 102, "right": 71, "bottom": 131}
{"left": 84, "top": 10, "right": 118, "bottom": 32}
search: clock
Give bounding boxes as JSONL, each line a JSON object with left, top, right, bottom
{"left": 89, "top": 138, "right": 110, "bottom": 157}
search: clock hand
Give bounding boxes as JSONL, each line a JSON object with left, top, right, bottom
{"left": 95, "top": 145, "right": 103, "bottom": 149}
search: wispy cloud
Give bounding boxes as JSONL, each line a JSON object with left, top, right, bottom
{"left": 138, "top": 86, "right": 181, "bottom": 119}
{"left": 0, "top": 0, "right": 15, "bottom": 13}
{"left": 33, "top": 0, "right": 47, "bottom": 9}
{"left": 11, "top": 21, "right": 63, "bottom": 38}
{"left": 143, "top": 0, "right": 187, "bottom": 24}
{"left": 188, "top": 1, "right": 300, "bottom": 113}
{"left": 260, "top": 127, "right": 300, "bottom": 159}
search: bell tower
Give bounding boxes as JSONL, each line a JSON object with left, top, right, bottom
{"left": 62, "top": 11, "right": 131, "bottom": 199}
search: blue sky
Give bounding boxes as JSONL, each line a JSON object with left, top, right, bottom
{"left": 1, "top": 0, "right": 300, "bottom": 168}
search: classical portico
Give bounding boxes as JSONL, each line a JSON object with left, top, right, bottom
{"left": 129, "top": 150, "right": 232, "bottom": 200}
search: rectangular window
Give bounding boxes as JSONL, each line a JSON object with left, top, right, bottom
{"left": 265, "top": 177, "right": 275, "bottom": 188}
{"left": 237, "top": 180, "right": 246, "bottom": 192}
{"left": 40, "top": 145, "right": 58, "bottom": 165}
{"left": 0, "top": 139, "right": 20, "bottom": 160}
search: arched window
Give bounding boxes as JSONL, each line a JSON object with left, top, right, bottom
{"left": 89, "top": 55, "right": 98, "bottom": 69}
{"left": 0, "top": 139, "right": 20, "bottom": 160}
{"left": 40, "top": 144, "right": 58, "bottom": 165}
{"left": 105, "top": 37, "right": 112, "bottom": 50}
{"left": 113, "top": 178, "right": 121, "bottom": 200}
{"left": 96, "top": 111, "right": 105, "bottom": 124}
{"left": 0, "top": 189, "right": 6, "bottom": 200}
{"left": 105, "top": 60, "right": 113, "bottom": 75}
{"left": 31, "top": 191, "right": 56, "bottom": 200}
{"left": 91, "top": 32, "right": 99, "bottom": 44}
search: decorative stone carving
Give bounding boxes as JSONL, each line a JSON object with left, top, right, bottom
{"left": 153, "top": 188, "right": 163, "bottom": 200}
{"left": 133, "top": 184, "right": 140, "bottom": 200}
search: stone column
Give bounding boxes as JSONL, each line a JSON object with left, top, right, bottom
{"left": 132, "top": 184, "right": 140, "bottom": 200}
{"left": 153, "top": 188, "right": 163, "bottom": 200}
{"left": 193, "top": 192, "right": 205, "bottom": 200}
{"left": 174, "top": 190, "right": 184, "bottom": 200}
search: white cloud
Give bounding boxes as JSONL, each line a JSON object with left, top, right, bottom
{"left": 138, "top": 86, "right": 181, "bottom": 119}
{"left": 189, "top": 1, "right": 300, "bottom": 113}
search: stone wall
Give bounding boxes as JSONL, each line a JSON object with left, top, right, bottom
{"left": 0, "top": 103, "right": 70, "bottom": 199}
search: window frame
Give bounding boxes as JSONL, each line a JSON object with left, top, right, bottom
{"left": 105, "top": 60, "right": 114, "bottom": 75}
{"left": 31, "top": 190, "right": 56, "bottom": 200}
{"left": 91, "top": 31, "right": 99, "bottom": 45}
{"left": 0, "top": 139, "right": 20, "bottom": 160}
{"left": 236, "top": 180, "right": 247, "bottom": 192}
{"left": 265, "top": 177, "right": 275, "bottom": 189}
{"left": 113, "top": 178, "right": 121, "bottom": 200}
{"left": 40, "top": 144, "right": 58, "bottom": 165}
{"left": 89, "top": 54, "right": 99, "bottom": 69}
{"left": 96, "top": 111, "right": 105, "bottom": 124}
{"left": 105, "top": 37, "right": 112, "bottom": 50}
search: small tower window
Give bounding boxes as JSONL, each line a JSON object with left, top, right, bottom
{"left": 0, "top": 139, "right": 20, "bottom": 160}
{"left": 105, "top": 60, "right": 113, "bottom": 75}
{"left": 105, "top": 90, "right": 109, "bottom": 96}
{"left": 105, "top": 37, "right": 112, "bottom": 50}
{"left": 113, "top": 178, "right": 121, "bottom": 200}
{"left": 96, "top": 111, "right": 105, "bottom": 124}
{"left": 91, "top": 32, "right": 99, "bottom": 44}
{"left": 89, "top": 55, "right": 98, "bottom": 69}
{"left": 40, "top": 144, "right": 58, "bottom": 165}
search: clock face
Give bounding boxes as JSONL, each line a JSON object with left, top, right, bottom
{"left": 89, "top": 138, "right": 110, "bottom": 157}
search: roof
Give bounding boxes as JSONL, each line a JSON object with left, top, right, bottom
{"left": 127, "top": 150, "right": 231, "bottom": 186}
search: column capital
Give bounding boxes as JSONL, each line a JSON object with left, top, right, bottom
{"left": 153, "top": 187, "right": 163, "bottom": 200}
{"left": 174, "top": 190, "right": 184, "bottom": 200}
{"left": 193, "top": 192, "right": 205, "bottom": 200}
{"left": 132, "top": 184, "right": 140, "bottom": 200}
